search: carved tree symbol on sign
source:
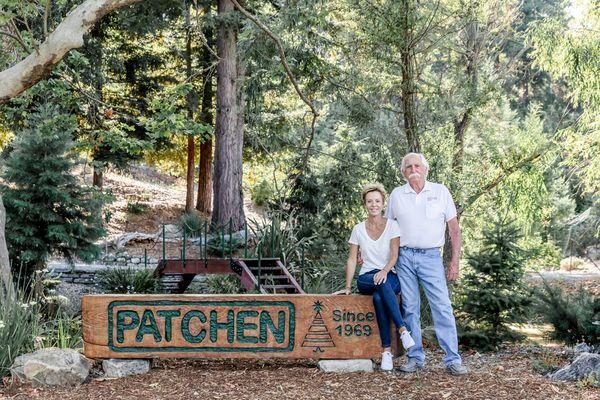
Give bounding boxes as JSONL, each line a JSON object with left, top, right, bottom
{"left": 301, "top": 301, "right": 335, "bottom": 353}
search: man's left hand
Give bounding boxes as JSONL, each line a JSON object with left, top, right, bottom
{"left": 447, "top": 259, "right": 459, "bottom": 282}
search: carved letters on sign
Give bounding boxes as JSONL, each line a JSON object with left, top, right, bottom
{"left": 82, "top": 295, "right": 385, "bottom": 359}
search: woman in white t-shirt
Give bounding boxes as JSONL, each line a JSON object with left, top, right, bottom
{"left": 333, "top": 183, "right": 415, "bottom": 371}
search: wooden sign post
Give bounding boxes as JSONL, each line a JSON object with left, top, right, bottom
{"left": 82, "top": 294, "right": 388, "bottom": 359}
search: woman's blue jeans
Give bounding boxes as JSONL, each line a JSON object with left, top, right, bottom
{"left": 357, "top": 270, "right": 406, "bottom": 348}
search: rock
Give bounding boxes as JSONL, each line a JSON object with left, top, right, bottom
{"left": 116, "top": 257, "right": 127, "bottom": 263}
{"left": 102, "top": 359, "right": 150, "bottom": 378}
{"left": 160, "top": 224, "right": 182, "bottom": 240}
{"left": 11, "top": 348, "right": 90, "bottom": 386}
{"left": 421, "top": 326, "right": 438, "bottom": 347}
{"left": 130, "top": 257, "right": 141, "bottom": 264}
{"left": 318, "top": 359, "right": 373, "bottom": 373}
{"left": 548, "top": 352, "right": 600, "bottom": 381}
{"left": 574, "top": 343, "right": 592, "bottom": 353}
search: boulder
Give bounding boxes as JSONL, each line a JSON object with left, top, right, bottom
{"left": 318, "top": 359, "right": 373, "bottom": 373}
{"left": 11, "top": 348, "right": 90, "bottom": 386}
{"left": 102, "top": 359, "right": 150, "bottom": 378}
{"left": 574, "top": 343, "right": 592, "bottom": 354}
{"left": 548, "top": 352, "right": 600, "bottom": 381}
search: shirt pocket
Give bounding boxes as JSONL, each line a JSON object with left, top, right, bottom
{"left": 425, "top": 201, "right": 443, "bottom": 220}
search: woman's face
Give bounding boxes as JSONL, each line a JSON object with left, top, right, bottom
{"left": 364, "top": 191, "right": 384, "bottom": 217}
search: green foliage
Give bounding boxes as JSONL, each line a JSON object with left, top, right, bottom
{"left": 0, "top": 104, "right": 106, "bottom": 284}
{"left": 180, "top": 212, "right": 207, "bottom": 237}
{"left": 456, "top": 221, "right": 531, "bottom": 350}
{"left": 531, "top": 348, "right": 569, "bottom": 375}
{"left": 96, "top": 268, "right": 159, "bottom": 294}
{"left": 0, "top": 294, "right": 39, "bottom": 377}
{"left": 126, "top": 201, "right": 149, "bottom": 215}
{"left": 249, "top": 212, "right": 315, "bottom": 268}
{"left": 206, "top": 232, "right": 244, "bottom": 258}
{"left": 37, "top": 313, "right": 82, "bottom": 350}
{"left": 205, "top": 275, "right": 247, "bottom": 294}
{"left": 534, "top": 282, "right": 600, "bottom": 345}
{"left": 251, "top": 179, "right": 275, "bottom": 207}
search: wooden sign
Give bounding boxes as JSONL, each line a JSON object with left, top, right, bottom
{"left": 82, "top": 294, "right": 386, "bottom": 359}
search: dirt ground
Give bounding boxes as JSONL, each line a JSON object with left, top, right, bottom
{"left": 1, "top": 346, "right": 598, "bottom": 400}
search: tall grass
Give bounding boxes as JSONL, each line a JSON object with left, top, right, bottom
{"left": 0, "top": 293, "right": 40, "bottom": 377}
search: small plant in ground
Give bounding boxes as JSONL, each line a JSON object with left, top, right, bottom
{"left": 534, "top": 282, "right": 600, "bottom": 345}
{"left": 206, "top": 231, "right": 244, "bottom": 257}
{"left": 38, "top": 313, "right": 82, "bottom": 350}
{"left": 126, "top": 201, "right": 149, "bottom": 215}
{"left": 96, "top": 268, "right": 159, "bottom": 294}
{"left": 180, "top": 213, "right": 207, "bottom": 237}
{"left": 577, "top": 372, "right": 600, "bottom": 389}
{"left": 456, "top": 221, "right": 531, "bottom": 351}
{"left": 531, "top": 348, "right": 567, "bottom": 375}
{"left": 206, "top": 275, "right": 247, "bottom": 294}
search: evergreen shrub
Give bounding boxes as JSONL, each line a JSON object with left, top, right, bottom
{"left": 534, "top": 282, "right": 600, "bottom": 345}
{"left": 1, "top": 105, "right": 106, "bottom": 286}
{"left": 456, "top": 221, "right": 531, "bottom": 351}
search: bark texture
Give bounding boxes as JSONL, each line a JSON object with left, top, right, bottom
{"left": 0, "top": 0, "right": 143, "bottom": 104}
{"left": 196, "top": 3, "right": 215, "bottom": 214}
{"left": 0, "top": 196, "right": 14, "bottom": 299}
{"left": 212, "top": 0, "right": 245, "bottom": 230}
{"left": 184, "top": 1, "right": 196, "bottom": 213}
{"left": 400, "top": 0, "right": 420, "bottom": 153}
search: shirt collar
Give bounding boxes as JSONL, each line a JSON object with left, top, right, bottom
{"left": 403, "top": 181, "right": 431, "bottom": 194}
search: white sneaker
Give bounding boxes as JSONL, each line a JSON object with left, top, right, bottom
{"left": 400, "top": 330, "right": 415, "bottom": 349}
{"left": 381, "top": 351, "right": 394, "bottom": 371}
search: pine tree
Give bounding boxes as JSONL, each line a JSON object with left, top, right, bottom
{"left": 1, "top": 105, "right": 106, "bottom": 285}
{"left": 457, "top": 221, "right": 531, "bottom": 350}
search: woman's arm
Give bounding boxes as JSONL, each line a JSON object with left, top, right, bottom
{"left": 373, "top": 237, "right": 400, "bottom": 285}
{"left": 333, "top": 244, "right": 358, "bottom": 295}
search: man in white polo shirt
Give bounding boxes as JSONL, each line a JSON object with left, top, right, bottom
{"left": 386, "top": 152, "right": 467, "bottom": 375}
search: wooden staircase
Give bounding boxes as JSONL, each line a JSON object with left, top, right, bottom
{"left": 232, "top": 258, "right": 305, "bottom": 294}
{"left": 155, "top": 257, "right": 305, "bottom": 294}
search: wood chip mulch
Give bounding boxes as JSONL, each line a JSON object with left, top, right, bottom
{"left": 1, "top": 347, "right": 598, "bottom": 400}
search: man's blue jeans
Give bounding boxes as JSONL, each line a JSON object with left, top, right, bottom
{"left": 396, "top": 247, "right": 461, "bottom": 366}
{"left": 357, "top": 270, "right": 406, "bottom": 348}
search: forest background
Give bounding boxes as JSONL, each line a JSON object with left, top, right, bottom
{"left": 0, "top": 0, "right": 598, "bottom": 301}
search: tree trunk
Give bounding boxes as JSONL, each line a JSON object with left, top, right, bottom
{"left": 0, "top": 0, "right": 144, "bottom": 104}
{"left": 400, "top": 0, "right": 420, "bottom": 153}
{"left": 196, "top": 2, "right": 215, "bottom": 214}
{"left": 212, "top": 0, "right": 245, "bottom": 230}
{"left": 0, "top": 195, "right": 15, "bottom": 300}
{"left": 92, "top": 167, "right": 104, "bottom": 189}
{"left": 184, "top": 1, "right": 196, "bottom": 214}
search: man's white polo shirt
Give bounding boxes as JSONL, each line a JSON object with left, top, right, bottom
{"left": 386, "top": 181, "right": 457, "bottom": 249}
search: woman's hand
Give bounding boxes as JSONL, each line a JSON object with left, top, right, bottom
{"left": 373, "top": 270, "right": 387, "bottom": 285}
{"left": 332, "top": 288, "right": 351, "bottom": 295}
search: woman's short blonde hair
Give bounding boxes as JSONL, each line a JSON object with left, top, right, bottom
{"left": 361, "top": 183, "right": 387, "bottom": 204}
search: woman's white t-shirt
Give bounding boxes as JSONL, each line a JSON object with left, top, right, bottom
{"left": 348, "top": 218, "right": 402, "bottom": 275}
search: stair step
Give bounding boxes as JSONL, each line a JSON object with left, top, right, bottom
{"left": 260, "top": 284, "right": 296, "bottom": 289}
{"left": 258, "top": 275, "right": 289, "bottom": 280}
{"left": 249, "top": 267, "right": 282, "bottom": 271}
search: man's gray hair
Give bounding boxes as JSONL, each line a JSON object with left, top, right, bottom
{"left": 401, "top": 152, "right": 430, "bottom": 174}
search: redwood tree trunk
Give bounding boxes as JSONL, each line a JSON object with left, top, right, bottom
{"left": 196, "top": 2, "right": 215, "bottom": 214}
{"left": 212, "top": 0, "right": 245, "bottom": 230}
{"left": 400, "top": 0, "right": 420, "bottom": 153}
{"left": 184, "top": 1, "right": 196, "bottom": 213}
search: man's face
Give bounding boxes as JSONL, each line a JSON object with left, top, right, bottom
{"left": 402, "top": 156, "right": 427, "bottom": 183}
